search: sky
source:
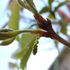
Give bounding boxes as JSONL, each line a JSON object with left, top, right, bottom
{"left": 0, "top": 0, "right": 69, "bottom": 70}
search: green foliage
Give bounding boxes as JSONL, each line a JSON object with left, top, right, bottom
{"left": 20, "top": 34, "right": 39, "bottom": 69}
{"left": 9, "top": 0, "right": 20, "bottom": 30}
{"left": 17, "top": 0, "right": 37, "bottom": 14}
{"left": 0, "top": 29, "right": 41, "bottom": 45}
{"left": 0, "top": 29, "right": 13, "bottom": 40}
{"left": 39, "top": 6, "right": 50, "bottom": 14}
{"left": 48, "top": 11, "right": 55, "bottom": 19}
{"left": 12, "top": 33, "right": 39, "bottom": 69}
{"left": 54, "top": 1, "right": 69, "bottom": 12}
{"left": 39, "top": 0, "right": 69, "bottom": 19}
{"left": 0, "top": 30, "right": 20, "bottom": 40}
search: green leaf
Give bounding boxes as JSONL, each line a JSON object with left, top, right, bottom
{"left": 9, "top": 0, "right": 20, "bottom": 30}
{"left": 19, "top": 33, "right": 38, "bottom": 49}
{"left": 12, "top": 34, "right": 39, "bottom": 59}
{"left": 17, "top": 0, "right": 37, "bottom": 14}
{"left": 20, "top": 34, "right": 39, "bottom": 69}
{"left": 12, "top": 33, "right": 39, "bottom": 69}
{"left": 39, "top": 6, "right": 50, "bottom": 14}
{"left": 0, "top": 30, "right": 20, "bottom": 40}
{"left": 0, "top": 29, "right": 13, "bottom": 40}
{"left": 12, "top": 49, "right": 24, "bottom": 59}
{"left": 48, "top": 11, "right": 55, "bottom": 19}
{"left": 0, "top": 37, "right": 15, "bottom": 46}
{"left": 48, "top": 0, "right": 54, "bottom": 6}
{"left": 54, "top": 1, "right": 69, "bottom": 12}
{"left": 0, "top": 29, "right": 42, "bottom": 40}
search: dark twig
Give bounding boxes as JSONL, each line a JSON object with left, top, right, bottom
{"left": 34, "top": 13, "right": 70, "bottom": 48}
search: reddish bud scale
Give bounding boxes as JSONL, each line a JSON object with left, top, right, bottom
{"left": 34, "top": 13, "right": 55, "bottom": 37}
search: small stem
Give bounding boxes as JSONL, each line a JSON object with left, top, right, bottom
{"left": 18, "top": 29, "right": 45, "bottom": 34}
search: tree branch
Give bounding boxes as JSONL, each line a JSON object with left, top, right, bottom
{"left": 34, "top": 13, "right": 70, "bottom": 48}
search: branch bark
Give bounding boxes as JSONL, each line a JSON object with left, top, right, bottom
{"left": 34, "top": 13, "right": 70, "bottom": 48}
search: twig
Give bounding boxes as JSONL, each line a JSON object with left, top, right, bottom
{"left": 34, "top": 13, "right": 70, "bottom": 48}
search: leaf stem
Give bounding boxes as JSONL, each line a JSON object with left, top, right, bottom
{"left": 18, "top": 29, "right": 45, "bottom": 34}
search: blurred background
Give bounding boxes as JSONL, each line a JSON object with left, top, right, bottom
{"left": 0, "top": 0, "right": 70, "bottom": 70}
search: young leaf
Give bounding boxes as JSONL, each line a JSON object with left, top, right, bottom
{"left": 12, "top": 33, "right": 39, "bottom": 59}
{"left": 48, "top": 11, "right": 55, "bottom": 19}
{"left": 54, "top": 1, "right": 68, "bottom": 12}
{"left": 39, "top": 6, "right": 50, "bottom": 14}
{"left": 17, "top": 0, "right": 37, "bottom": 14}
{"left": 48, "top": 0, "right": 54, "bottom": 6}
{"left": 9, "top": 0, "right": 20, "bottom": 30}
{"left": 20, "top": 33, "right": 39, "bottom": 69}
{"left": 0, "top": 29, "right": 13, "bottom": 40}
{"left": 0, "top": 37, "right": 15, "bottom": 46}
{"left": 0, "top": 30, "right": 19, "bottom": 40}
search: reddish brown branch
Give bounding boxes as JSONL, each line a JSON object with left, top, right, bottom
{"left": 34, "top": 13, "right": 70, "bottom": 48}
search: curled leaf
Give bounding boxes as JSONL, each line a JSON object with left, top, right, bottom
{"left": 48, "top": 11, "right": 55, "bottom": 19}
{"left": 54, "top": 1, "right": 70, "bottom": 12}
{"left": 0, "top": 29, "right": 14, "bottom": 40}
{"left": 12, "top": 33, "right": 39, "bottom": 59}
{"left": 0, "top": 29, "right": 23, "bottom": 40}
{"left": 20, "top": 34, "right": 39, "bottom": 69}
{"left": 12, "top": 33, "right": 39, "bottom": 70}
{"left": 0, "top": 37, "right": 15, "bottom": 46}
{"left": 0, "top": 30, "right": 19, "bottom": 40}
{"left": 0, "top": 29, "right": 43, "bottom": 40}
{"left": 16, "top": 0, "right": 37, "bottom": 13}
{"left": 39, "top": 6, "right": 50, "bottom": 14}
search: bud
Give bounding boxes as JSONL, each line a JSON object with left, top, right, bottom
{"left": 33, "top": 45, "right": 38, "bottom": 55}
{"left": 32, "top": 40, "right": 39, "bottom": 55}
{"left": 0, "top": 29, "right": 20, "bottom": 40}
